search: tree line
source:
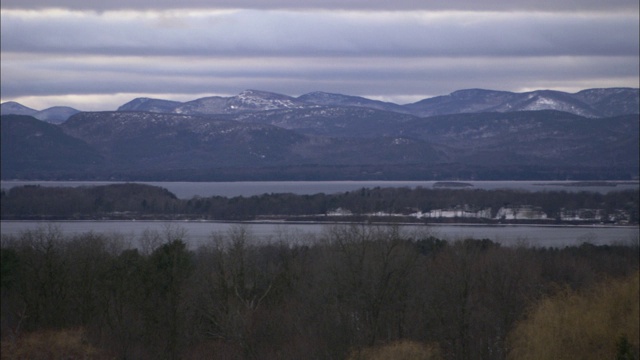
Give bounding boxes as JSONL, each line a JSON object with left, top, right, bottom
{"left": 1, "top": 183, "right": 638, "bottom": 224}
{"left": 1, "top": 225, "right": 638, "bottom": 359}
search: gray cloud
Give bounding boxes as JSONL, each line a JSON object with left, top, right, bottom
{"left": 2, "top": 10, "right": 637, "bottom": 57}
{"left": 1, "top": 5, "right": 638, "bottom": 110}
{"left": 1, "top": 0, "right": 638, "bottom": 12}
{"left": 3, "top": 53, "right": 636, "bottom": 99}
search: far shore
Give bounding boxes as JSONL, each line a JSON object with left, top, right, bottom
{"left": 1, "top": 215, "right": 635, "bottom": 227}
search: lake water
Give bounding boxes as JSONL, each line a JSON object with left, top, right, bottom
{"left": 2, "top": 180, "right": 638, "bottom": 248}
{"left": 1, "top": 220, "right": 637, "bottom": 249}
{"left": 1, "top": 180, "right": 638, "bottom": 199}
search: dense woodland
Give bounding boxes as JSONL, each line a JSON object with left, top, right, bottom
{"left": 1, "top": 183, "right": 638, "bottom": 224}
{"left": 1, "top": 225, "right": 638, "bottom": 359}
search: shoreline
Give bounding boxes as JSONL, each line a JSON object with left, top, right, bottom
{"left": 2, "top": 179, "right": 638, "bottom": 199}
{"left": 1, "top": 218, "right": 637, "bottom": 229}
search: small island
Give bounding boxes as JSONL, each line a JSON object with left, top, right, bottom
{"left": 432, "top": 181, "right": 474, "bottom": 188}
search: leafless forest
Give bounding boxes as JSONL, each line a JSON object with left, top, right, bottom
{"left": 1, "top": 224, "right": 638, "bottom": 359}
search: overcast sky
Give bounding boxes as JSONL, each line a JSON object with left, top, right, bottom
{"left": 1, "top": 0, "right": 638, "bottom": 110}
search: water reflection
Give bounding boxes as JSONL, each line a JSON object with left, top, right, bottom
{"left": 1, "top": 220, "right": 637, "bottom": 249}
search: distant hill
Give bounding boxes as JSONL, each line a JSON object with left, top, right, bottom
{"left": 297, "top": 91, "right": 408, "bottom": 114}
{"left": 0, "top": 115, "right": 103, "bottom": 178}
{"left": 59, "top": 111, "right": 307, "bottom": 170}
{"left": 1, "top": 102, "right": 80, "bottom": 123}
{"left": 172, "top": 90, "right": 309, "bottom": 115}
{"left": 393, "top": 111, "right": 639, "bottom": 169}
{"left": 1, "top": 87, "right": 638, "bottom": 180}
{"left": 111, "top": 87, "right": 640, "bottom": 118}
{"left": 117, "top": 97, "right": 183, "bottom": 113}
{"left": 572, "top": 88, "right": 640, "bottom": 117}
{"left": 1, "top": 101, "right": 38, "bottom": 116}
{"left": 2, "top": 108, "right": 637, "bottom": 180}
{"left": 230, "top": 106, "right": 419, "bottom": 138}
{"left": 3, "top": 87, "right": 637, "bottom": 120}
{"left": 34, "top": 106, "right": 81, "bottom": 124}
{"left": 402, "top": 88, "right": 639, "bottom": 118}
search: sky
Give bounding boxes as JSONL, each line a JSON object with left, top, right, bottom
{"left": 1, "top": 0, "right": 638, "bottom": 111}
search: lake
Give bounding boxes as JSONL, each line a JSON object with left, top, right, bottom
{"left": 1, "top": 220, "right": 637, "bottom": 249}
{"left": 2, "top": 180, "right": 638, "bottom": 248}
{"left": 1, "top": 180, "right": 638, "bottom": 199}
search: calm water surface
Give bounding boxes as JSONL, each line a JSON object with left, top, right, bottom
{"left": 1, "top": 220, "right": 637, "bottom": 249}
{"left": 2, "top": 181, "right": 638, "bottom": 248}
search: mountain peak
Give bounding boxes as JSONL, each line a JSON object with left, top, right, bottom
{"left": 237, "top": 89, "right": 298, "bottom": 101}
{"left": 239, "top": 89, "right": 277, "bottom": 96}
{"left": 301, "top": 91, "right": 342, "bottom": 98}
{"left": 117, "top": 97, "right": 183, "bottom": 113}
{"left": 297, "top": 91, "right": 408, "bottom": 113}
{"left": 450, "top": 88, "right": 492, "bottom": 95}
{"left": 1, "top": 101, "right": 38, "bottom": 116}
{"left": 34, "top": 106, "right": 81, "bottom": 124}
{"left": 230, "top": 89, "right": 305, "bottom": 111}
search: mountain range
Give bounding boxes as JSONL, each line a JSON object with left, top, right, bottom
{"left": 117, "top": 88, "right": 639, "bottom": 119}
{"left": 0, "top": 101, "right": 80, "bottom": 124}
{"left": 3, "top": 88, "right": 638, "bottom": 123}
{"left": 1, "top": 88, "right": 638, "bottom": 181}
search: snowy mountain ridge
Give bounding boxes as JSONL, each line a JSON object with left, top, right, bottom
{"left": 2, "top": 87, "right": 638, "bottom": 123}
{"left": 142, "top": 87, "right": 639, "bottom": 118}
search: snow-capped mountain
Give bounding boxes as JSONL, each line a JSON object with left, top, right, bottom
{"left": 489, "top": 90, "right": 600, "bottom": 117}
{"left": 572, "top": 88, "right": 640, "bottom": 117}
{"left": 113, "top": 87, "right": 640, "bottom": 118}
{"left": 5, "top": 87, "right": 635, "bottom": 121}
{"left": 228, "top": 90, "right": 309, "bottom": 111}
{"left": 401, "top": 88, "right": 634, "bottom": 118}
{"left": 172, "top": 90, "right": 309, "bottom": 115}
{"left": 1, "top": 86, "right": 638, "bottom": 180}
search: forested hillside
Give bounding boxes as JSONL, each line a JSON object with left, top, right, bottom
{"left": 2, "top": 106, "right": 638, "bottom": 181}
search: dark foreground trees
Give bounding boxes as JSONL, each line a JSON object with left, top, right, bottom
{"left": 1, "top": 225, "right": 638, "bottom": 359}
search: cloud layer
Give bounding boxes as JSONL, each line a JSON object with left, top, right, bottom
{"left": 1, "top": 2, "right": 638, "bottom": 110}
{"left": 2, "top": 0, "right": 638, "bottom": 12}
